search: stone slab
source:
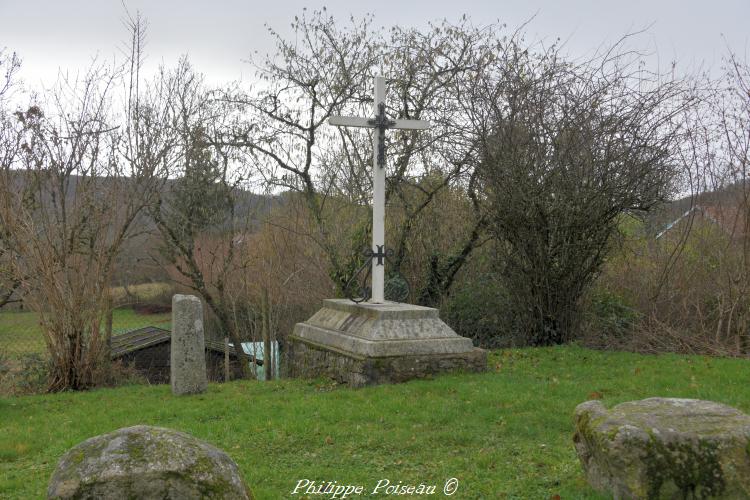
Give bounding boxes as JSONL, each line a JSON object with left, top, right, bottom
{"left": 574, "top": 398, "right": 750, "bottom": 499}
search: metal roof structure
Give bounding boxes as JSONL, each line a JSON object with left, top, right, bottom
{"left": 110, "top": 326, "right": 254, "bottom": 362}
{"left": 110, "top": 327, "right": 171, "bottom": 358}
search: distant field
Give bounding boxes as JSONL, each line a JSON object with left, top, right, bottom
{"left": 0, "top": 308, "right": 172, "bottom": 358}
{"left": 0, "top": 282, "right": 172, "bottom": 358}
{"left": 0, "top": 312, "right": 46, "bottom": 357}
{"left": 109, "top": 282, "right": 172, "bottom": 306}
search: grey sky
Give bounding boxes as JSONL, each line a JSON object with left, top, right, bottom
{"left": 1, "top": 0, "right": 748, "bottom": 89}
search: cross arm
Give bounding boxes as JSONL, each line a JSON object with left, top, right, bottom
{"left": 328, "top": 116, "right": 373, "bottom": 128}
{"left": 329, "top": 116, "right": 431, "bottom": 130}
{"left": 391, "top": 119, "right": 431, "bottom": 130}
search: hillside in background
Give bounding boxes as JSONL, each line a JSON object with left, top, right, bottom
{"left": 1, "top": 170, "right": 281, "bottom": 290}
{"left": 642, "top": 180, "right": 748, "bottom": 239}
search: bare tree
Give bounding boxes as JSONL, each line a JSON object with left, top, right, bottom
{"left": 0, "top": 49, "right": 23, "bottom": 309}
{"left": 0, "top": 14, "right": 173, "bottom": 390}
{"left": 218, "top": 12, "right": 499, "bottom": 303}
{"left": 1, "top": 68, "right": 141, "bottom": 389}
{"left": 148, "top": 59, "right": 257, "bottom": 377}
{"left": 633, "top": 51, "right": 750, "bottom": 355}
{"left": 472, "top": 38, "right": 689, "bottom": 345}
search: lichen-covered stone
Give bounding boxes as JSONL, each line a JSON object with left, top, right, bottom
{"left": 171, "top": 294, "right": 207, "bottom": 395}
{"left": 573, "top": 398, "right": 750, "bottom": 499}
{"left": 47, "top": 425, "right": 253, "bottom": 499}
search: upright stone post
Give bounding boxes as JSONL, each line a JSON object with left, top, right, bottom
{"left": 171, "top": 294, "right": 207, "bottom": 395}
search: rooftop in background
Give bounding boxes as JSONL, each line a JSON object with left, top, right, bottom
{"left": 110, "top": 326, "right": 280, "bottom": 381}
{"left": 110, "top": 326, "right": 262, "bottom": 361}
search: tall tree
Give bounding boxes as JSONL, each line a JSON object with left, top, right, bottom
{"left": 0, "top": 49, "right": 23, "bottom": 309}
{"left": 150, "top": 61, "right": 254, "bottom": 377}
{"left": 219, "top": 12, "right": 498, "bottom": 303}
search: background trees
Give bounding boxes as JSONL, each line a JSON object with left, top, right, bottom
{"left": 594, "top": 53, "right": 750, "bottom": 356}
{"left": 2, "top": 9, "right": 750, "bottom": 393}
{"left": 148, "top": 60, "right": 259, "bottom": 375}
{"left": 0, "top": 62, "right": 164, "bottom": 390}
{"left": 0, "top": 15, "right": 175, "bottom": 391}
{"left": 0, "top": 49, "right": 23, "bottom": 310}
{"left": 221, "top": 12, "right": 497, "bottom": 305}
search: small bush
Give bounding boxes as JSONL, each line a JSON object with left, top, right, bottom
{"left": 98, "top": 359, "right": 148, "bottom": 388}
{"left": 441, "top": 277, "right": 523, "bottom": 348}
{"left": 12, "top": 353, "right": 49, "bottom": 394}
{"left": 579, "top": 287, "right": 640, "bottom": 349}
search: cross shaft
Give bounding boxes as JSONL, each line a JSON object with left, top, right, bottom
{"left": 329, "top": 76, "right": 430, "bottom": 303}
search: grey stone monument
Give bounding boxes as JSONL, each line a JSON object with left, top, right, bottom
{"left": 171, "top": 294, "right": 207, "bottom": 395}
{"left": 286, "top": 300, "right": 486, "bottom": 387}
{"left": 285, "top": 77, "right": 486, "bottom": 387}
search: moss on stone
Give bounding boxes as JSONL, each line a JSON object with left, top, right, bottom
{"left": 71, "top": 451, "right": 85, "bottom": 465}
{"left": 574, "top": 399, "right": 750, "bottom": 499}
{"left": 574, "top": 404, "right": 611, "bottom": 456}
{"left": 123, "top": 436, "right": 146, "bottom": 463}
{"left": 643, "top": 435, "right": 725, "bottom": 499}
{"left": 48, "top": 426, "right": 253, "bottom": 499}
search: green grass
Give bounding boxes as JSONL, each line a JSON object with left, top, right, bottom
{"left": 1, "top": 345, "right": 749, "bottom": 499}
{"left": 109, "top": 308, "right": 171, "bottom": 334}
{"left": 0, "top": 309, "right": 171, "bottom": 358}
{"left": 0, "top": 311, "right": 46, "bottom": 357}
{"left": 0, "top": 346, "right": 750, "bottom": 499}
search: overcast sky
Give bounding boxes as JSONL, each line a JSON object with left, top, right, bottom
{"left": 1, "top": 0, "right": 749, "bottom": 90}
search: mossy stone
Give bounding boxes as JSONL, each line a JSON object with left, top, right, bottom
{"left": 47, "top": 425, "right": 253, "bottom": 499}
{"left": 573, "top": 398, "right": 750, "bottom": 499}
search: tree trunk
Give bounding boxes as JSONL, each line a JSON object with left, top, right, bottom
{"left": 262, "top": 288, "right": 272, "bottom": 381}
{"left": 224, "top": 336, "right": 230, "bottom": 382}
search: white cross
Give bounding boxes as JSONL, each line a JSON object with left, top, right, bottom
{"left": 329, "top": 76, "right": 430, "bottom": 303}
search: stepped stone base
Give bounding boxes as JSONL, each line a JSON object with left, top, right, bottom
{"left": 284, "top": 299, "right": 486, "bottom": 387}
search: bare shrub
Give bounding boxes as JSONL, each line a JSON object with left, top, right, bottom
{"left": 472, "top": 38, "right": 688, "bottom": 346}
{"left": 0, "top": 15, "right": 171, "bottom": 391}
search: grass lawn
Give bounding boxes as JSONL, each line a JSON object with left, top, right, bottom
{"left": 0, "top": 308, "right": 171, "bottom": 358}
{"left": 1, "top": 346, "right": 749, "bottom": 499}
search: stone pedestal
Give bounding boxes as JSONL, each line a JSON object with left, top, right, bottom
{"left": 171, "top": 294, "right": 207, "bottom": 395}
{"left": 285, "top": 299, "right": 486, "bottom": 387}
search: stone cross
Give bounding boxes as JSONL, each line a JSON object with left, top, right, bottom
{"left": 329, "top": 76, "right": 430, "bottom": 303}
